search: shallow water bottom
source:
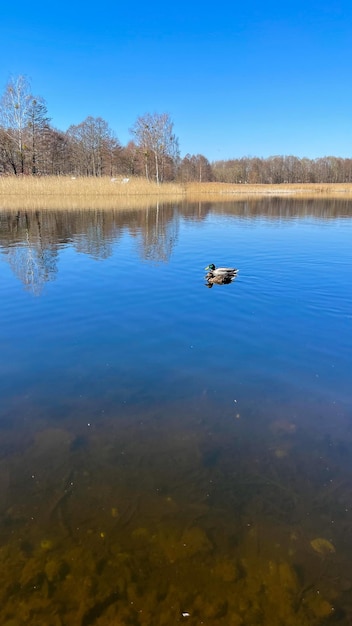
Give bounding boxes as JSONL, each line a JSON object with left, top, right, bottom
{"left": 1, "top": 393, "right": 351, "bottom": 626}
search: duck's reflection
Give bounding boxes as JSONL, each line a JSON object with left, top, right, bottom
{"left": 204, "top": 274, "right": 237, "bottom": 288}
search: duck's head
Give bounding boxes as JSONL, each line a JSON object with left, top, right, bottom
{"left": 205, "top": 263, "right": 216, "bottom": 271}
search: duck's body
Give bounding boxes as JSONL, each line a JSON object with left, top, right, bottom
{"left": 205, "top": 274, "right": 235, "bottom": 288}
{"left": 205, "top": 263, "right": 238, "bottom": 278}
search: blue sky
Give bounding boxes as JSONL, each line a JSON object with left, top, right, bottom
{"left": 1, "top": 0, "right": 352, "bottom": 161}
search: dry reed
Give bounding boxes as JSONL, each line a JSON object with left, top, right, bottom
{"left": 1, "top": 176, "right": 352, "bottom": 211}
{"left": 184, "top": 181, "right": 352, "bottom": 198}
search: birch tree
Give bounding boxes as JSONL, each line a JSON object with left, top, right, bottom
{"left": 0, "top": 75, "right": 32, "bottom": 174}
{"left": 130, "top": 112, "right": 180, "bottom": 183}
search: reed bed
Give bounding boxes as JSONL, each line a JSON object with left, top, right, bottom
{"left": 1, "top": 176, "right": 352, "bottom": 210}
{"left": 0, "top": 175, "right": 183, "bottom": 196}
{"left": 0, "top": 176, "right": 185, "bottom": 210}
{"left": 185, "top": 181, "right": 352, "bottom": 198}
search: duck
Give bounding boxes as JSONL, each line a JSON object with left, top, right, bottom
{"left": 204, "top": 263, "right": 239, "bottom": 279}
{"left": 205, "top": 274, "right": 236, "bottom": 288}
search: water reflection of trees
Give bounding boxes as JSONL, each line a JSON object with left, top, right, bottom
{"left": 0, "top": 198, "right": 351, "bottom": 292}
{"left": 2, "top": 212, "right": 58, "bottom": 295}
{"left": 138, "top": 203, "right": 179, "bottom": 262}
{"left": 72, "top": 216, "right": 117, "bottom": 260}
{"left": 210, "top": 196, "right": 352, "bottom": 219}
{"left": 0, "top": 206, "right": 183, "bottom": 292}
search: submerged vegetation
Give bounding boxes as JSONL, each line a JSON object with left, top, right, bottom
{"left": 0, "top": 407, "right": 350, "bottom": 625}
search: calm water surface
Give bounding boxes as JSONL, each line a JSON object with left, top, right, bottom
{"left": 0, "top": 199, "right": 352, "bottom": 625}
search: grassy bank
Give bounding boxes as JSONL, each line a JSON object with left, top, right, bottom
{"left": 1, "top": 176, "right": 352, "bottom": 210}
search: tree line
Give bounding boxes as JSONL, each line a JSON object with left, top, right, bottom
{"left": 1, "top": 75, "right": 352, "bottom": 184}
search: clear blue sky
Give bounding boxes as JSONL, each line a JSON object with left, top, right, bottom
{"left": 1, "top": 0, "right": 352, "bottom": 161}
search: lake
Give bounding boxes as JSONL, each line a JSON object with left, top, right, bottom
{"left": 0, "top": 198, "right": 352, "bottom": 625}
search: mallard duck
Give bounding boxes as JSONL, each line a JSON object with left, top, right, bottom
{"left": 205, "top": 274, "right": 236, "bottom": 288}
{"left": 204, "top": 263, "right": 239, "bottom": 279}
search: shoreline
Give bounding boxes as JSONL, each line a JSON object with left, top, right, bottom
{"left": 2, "top": 178, "right": 352, "bottom": 210}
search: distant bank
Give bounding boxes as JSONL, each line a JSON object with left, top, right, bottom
{"left": 1, "top": 177, "right": 352, "bottom": 211}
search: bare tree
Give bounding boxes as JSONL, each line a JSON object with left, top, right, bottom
{"left": 178, "top": 154, "right": 213, "bottom": 182}
{"left": 66, "top": 116, "right": 120, "bottom": 176}
{"left": 118, "top": 141, "right": 145, "bottom": 177}
{"left": 41, "top": 127, "right": 70, "bottom": 175}
{"left": 0, "top": 126, "right": 18, "bottom": 174}
{"left": 130, "top": 112, "right": 180, "bottom": 183}
{"left": 0, "top": 75, "right": 33, "bottom": 174}
{"left": 211, "top": 155, "right": 352, "bottom": 184}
